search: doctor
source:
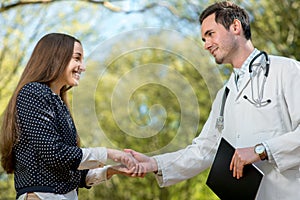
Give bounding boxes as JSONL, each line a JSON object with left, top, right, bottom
{"left": 126, "top": 1, "right": 300, "bottom": 199}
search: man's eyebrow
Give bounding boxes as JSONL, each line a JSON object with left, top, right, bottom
{"left": 202, "top": 29, "right": 213, "bottom": 42}
{"left": 204, "top": 29, "right": 213, "bottom": 37}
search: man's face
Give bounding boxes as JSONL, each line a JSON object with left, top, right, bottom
{"left": 201, "top": 13, "right": 238, "bottom": 65}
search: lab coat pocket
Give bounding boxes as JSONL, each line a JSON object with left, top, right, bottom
{"left": 242, "top": 95, "right": 283, "bottom": 134}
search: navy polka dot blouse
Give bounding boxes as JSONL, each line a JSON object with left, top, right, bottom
{"left": 14, "top": 82, "right": 89, "bottom": 198}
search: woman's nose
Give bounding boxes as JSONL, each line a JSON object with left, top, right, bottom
{"left": 79, "top": 63, "right": 86, "bottom": 72}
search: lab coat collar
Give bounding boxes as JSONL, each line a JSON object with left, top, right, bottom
{"left": 226, "top": 49, "right": 264, "bottom": 101}
{"left": 226, "top": 73, "right": 251, "bottom": 101}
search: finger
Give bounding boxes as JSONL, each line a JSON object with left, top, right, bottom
{"left": 232, "top": 157, "right": 240, "bottom": 179}
{"left": 129, "top": 165, "right": 138, "bottom": 177}
{"left": 236, "top": 159, "right": 240, "bottom": 179}
{"left": 119, "top": 155, "right": 128, "bottom": 166}
{"left": 128, "top": 158, "right": 137, "bottom": 169}
{"left": 126, "top": 149, "right": 142, "bottom": 160}
{"left": 130, "top": 163, "right": 139, "bottom": 177}
{"left": 236, "top": 155, "right": 246, "bottom": 179}
{"left": 139, "top": 164, "right": 146, "bottom": 178}
{"left": 130, "top": 163, "right": 137, "bottom": 177}
{"left": 236, "top": 161, "right": 244, "bottom": 179}
{"left": 114, "top": 164, "right": 138, "bottom": 177}
{"left": 123, "top": 154, "right": 133, "bottom": 166}
{"left": 133, "top": 163, "right": 145, "bottom": 178}
{"left": 230, "top": 153, "right": 237, "bottom": 178}
{"left": 122, "top": 153, "right": 138, "bottom": 168}
{"left": 125, "top": 165, "right": 136, "bottom": 174}
{"left": 128, "top": 153, "right": 139, "bottom": 164}
{"left": 138, "top": 163, "right": 144, "bottom": 177}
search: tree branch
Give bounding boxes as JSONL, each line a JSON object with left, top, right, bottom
{"left": 1, "top": 0, "right": 183, "bottom": 18}
{"left": 1, "top": 0, "right": 52, "bottom": 12}
{"left": 0, "top": 0, "right": 105, "bottom": 12}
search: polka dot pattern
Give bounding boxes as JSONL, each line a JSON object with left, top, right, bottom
{"left": 14, "top": 82, "right": 88, "bottom": 196}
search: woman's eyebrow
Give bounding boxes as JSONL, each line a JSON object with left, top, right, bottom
{"left": 73, "top": 52, "right": 82, "bottom": 57}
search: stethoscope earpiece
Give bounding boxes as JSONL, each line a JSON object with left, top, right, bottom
{"left": 249, "top": 51, "right": 270, "bottom": 77}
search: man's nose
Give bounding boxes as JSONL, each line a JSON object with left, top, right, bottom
{"left": 204, "top": 40, "right": 212, "bottom": 50}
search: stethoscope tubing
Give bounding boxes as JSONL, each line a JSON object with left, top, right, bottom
{"left": 244, "top": 51, "right": 271, "bottom": 107}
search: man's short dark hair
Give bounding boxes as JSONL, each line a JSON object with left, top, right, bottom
{"left": 199, "top": 1, "right": 251, "bottom": 40}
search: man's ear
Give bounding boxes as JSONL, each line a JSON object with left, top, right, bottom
{"left": 231, "top": 19, "right": 242, "bottom": 34}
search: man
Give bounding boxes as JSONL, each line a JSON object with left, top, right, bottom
{"left": 126, "top": 1, "right": 300, "bottom": 199}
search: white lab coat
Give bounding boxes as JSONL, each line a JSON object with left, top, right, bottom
{"left": 153, "top": 54, "right": 300, "bottom": 200}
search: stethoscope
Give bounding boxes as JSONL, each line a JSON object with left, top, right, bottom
{"left": 243, "top": 51, "right": 271, "bottom": 107}
{"left": 216, "top": 51, "right": 271, "bottom": 132}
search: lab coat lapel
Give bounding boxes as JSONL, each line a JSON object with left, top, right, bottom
{"left": 236, "top": 72, "right": 251, "bottom": 100}
{"left": 226, "top": 73, "right": 251, "bottom": 101}
{"left": 226, "top": 73, "right": 236, "bottom": 93}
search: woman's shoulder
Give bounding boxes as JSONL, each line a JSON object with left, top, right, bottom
{"left": 21, "top": 82, "right": 51, "bottom": 93}
{"left": 19, "top": 82, "right": 53, "bottom": 99}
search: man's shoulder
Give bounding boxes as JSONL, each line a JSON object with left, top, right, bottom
{"left": 270, "top": 55, "right": 299, "bottom": 64}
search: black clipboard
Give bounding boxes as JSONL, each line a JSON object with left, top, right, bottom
{"left": 206, "top": 138, "right": 264, "bottom": 200}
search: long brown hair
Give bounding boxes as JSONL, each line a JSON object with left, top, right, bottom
{"left": 0, "top": 33, "right": 81, "bottom": 173}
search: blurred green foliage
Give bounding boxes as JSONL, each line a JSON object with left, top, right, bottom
{"left": 71, "top": 30, "right": 220, "bottom": 199}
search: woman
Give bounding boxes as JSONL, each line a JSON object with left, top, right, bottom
{"left": 0, "top": 33, "right": 138, "bottom": 199}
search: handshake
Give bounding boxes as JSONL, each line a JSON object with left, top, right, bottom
{"left": 79, "top": 147, "right": 160, "bottom": 186}
{"left": 105, "top": 148, "right": 158, "bottom": 179}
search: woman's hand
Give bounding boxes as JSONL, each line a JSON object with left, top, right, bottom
{"left": 107, "top": 164, "right": 146, "bottom": 179}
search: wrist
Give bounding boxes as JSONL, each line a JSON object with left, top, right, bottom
{"left": 150, "top": 157, "right": 158, "bottom": 172}
{"left": 106, "top": 166, "right": 118, "bottom": 179}
{"left": 254, "top": 143, "right": 268, "bottom": 160}
{"left": 106, "top": 148, "right": 118, "bottom": 161}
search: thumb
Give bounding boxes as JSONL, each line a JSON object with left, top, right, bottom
{"left": 124, "top": 149, "right": 140, "bottom": 160}
{"left": 124, "top": 149, "right": 135, "bottom": 154}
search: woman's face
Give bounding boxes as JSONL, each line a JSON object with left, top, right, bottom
{"left": 62, "top": 41, "right": 85, "bottom": 86}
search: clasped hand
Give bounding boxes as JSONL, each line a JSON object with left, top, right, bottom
{"left": 106, "top": 149, "right": 157, "bottom": 178}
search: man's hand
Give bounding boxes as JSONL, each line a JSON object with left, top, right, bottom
{"left": 230, "top": 147, "right": 260, "bottom": 179}
{"left": 124, "top": 149, "right": 158, "bottom": 177}
{"left": 106, "top": 148, "right": 138, "bottom": 171}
